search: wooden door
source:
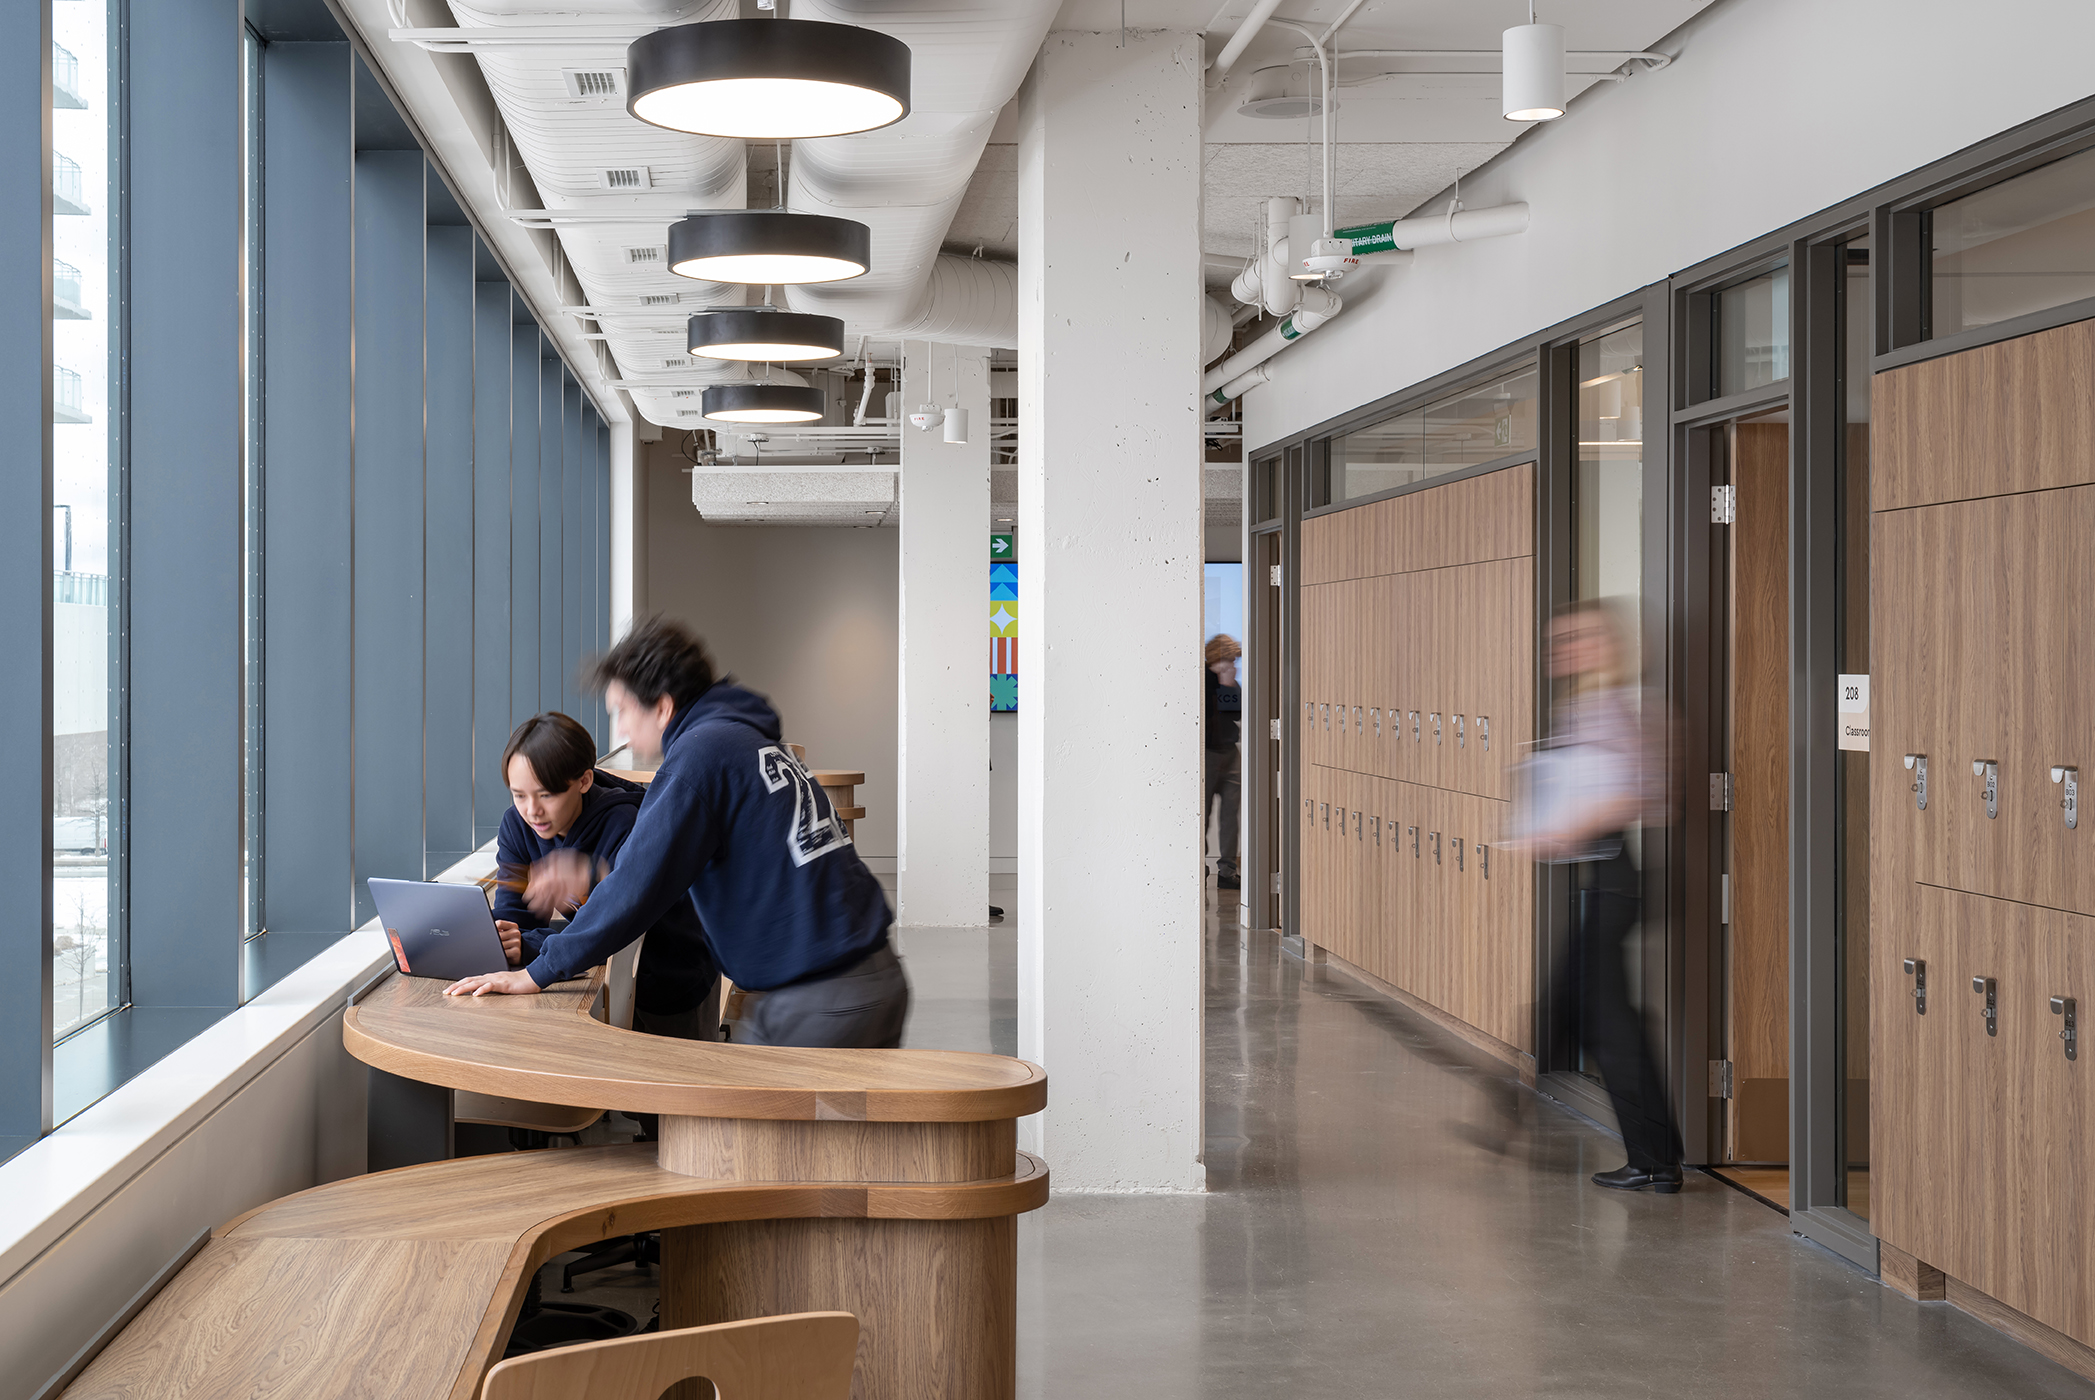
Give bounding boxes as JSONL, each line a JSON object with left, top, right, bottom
{"left": 1727, "top": 419, "right": 1792, "bottom": 1162}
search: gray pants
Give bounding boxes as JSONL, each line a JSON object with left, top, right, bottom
{"left": 738, "top": 940, "right": 910, "bottom": 1049}
{"left": 1204, "top": 747, "right": 1240, "bottom": 873}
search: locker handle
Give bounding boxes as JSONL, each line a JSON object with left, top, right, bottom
{"left": 1479, "top": 842, "right": 1490, "bottom": 879}
{"left": 1354, "top": 810, "right": 1363, "bottom": 840}
{"left": 1408, "top": 824, "right": 1419, "bottom": 858}
{"left": 1431, "top": 831, "right": 1441, "bottom": 865}
{"left": 1972, "top": 975, "right": 1998, "bottom": 1036}
{"left": 1455, "top": 715, "right": 1466, "bottom": 748}
{"left": 1903, "top": 957, "right": 1927, "bottom": 1015}
{"left": 1453, "top": 837, "right": 1464, "bottom": 871}
{"left": 1904, "top": 753, "right": 1927, "bottom": 811}
{"left": 1478, "top": 716, "right": 1490, "bottom": 752}
{"left": 1372, "top": 816, "right": 1381, "bottom": 846}
{"left": 1410, "top": 711, "right": 1420, "bottom": 742}
{"left": 2052, "top": 766, "right": 2078, "bottom": 830}
{"left": 2053, "top": 996, "right": 2078, "bottom": 1061}
{"left": 1353, "top": 705, "right": 1363, "bottom": 735}
{"left": 1431, "top": 713, "right": 1442, "bottom": 746}
{"left": 1972, "top": 759, "right": 1998, "bottom": 820}
{"left": 1371, "top": 707, "right": 1381, "bottom": 737}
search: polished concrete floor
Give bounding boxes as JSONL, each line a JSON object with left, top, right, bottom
{"left": 558, "top": 878, "right": 2095, "bottom": 1398}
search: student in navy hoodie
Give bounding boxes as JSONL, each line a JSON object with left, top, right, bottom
{"left": 446, "top": 618, "right": 908, "bottom": 1049}
{"left": 491, "top": 711, "right": 721, "bottom": 1040}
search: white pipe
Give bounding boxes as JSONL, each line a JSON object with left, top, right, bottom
{"left": 1331, "top": 48, "right": 1672, "bottom": 72}
{"left": 1209, "top": 0, "right": 1286, "bottom": 79}
{"left": 1270, "top": 21, "right": 1333, "bottom": 236}
{"left": 1334, "top": 202, "right": 1529, "bottom": 254}
{"left": 1262, "top": 196, "right": 1300, "bottom": 318}
{"left": 1202, "top": 286, "right": 1340, "bottom": 396}
{"left": 1204, "top": 364, "right": 1269, "bottom": 417}
{"left": 852, "top": 336, "right": 875, "bottom": 426}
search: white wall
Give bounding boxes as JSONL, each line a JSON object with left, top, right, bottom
{"left": 643, "top": 450, "right": 902, "bottom": 865}
{"left": 1247, "top": 0, "right": 2095, "bottom": 451}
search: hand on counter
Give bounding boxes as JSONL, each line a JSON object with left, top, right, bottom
{"left": 444, "top": 969, "right": 543, "bottom": 998}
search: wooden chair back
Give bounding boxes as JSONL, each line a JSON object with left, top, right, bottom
{"left": 480, "top": 1312, "right": 858, "bottom": 1400}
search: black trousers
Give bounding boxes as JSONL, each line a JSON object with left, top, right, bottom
{"left": 1574, "top": 848, "right": 1682, "bottom": 1170}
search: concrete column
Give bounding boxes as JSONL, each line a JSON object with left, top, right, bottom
{"left": 1016, "top": 30, "right": 1206, "bottom": 1191}
{"left": 897, "top": 340, "right": 992, "bottom": 927}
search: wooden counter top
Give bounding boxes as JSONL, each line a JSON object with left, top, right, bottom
{"left": 344, "top": 970, "right": 1047, "bottom": 1123}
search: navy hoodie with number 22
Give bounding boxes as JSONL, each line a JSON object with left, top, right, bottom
{"left": 522, "top": 681, "right": 893, "bottom": 993}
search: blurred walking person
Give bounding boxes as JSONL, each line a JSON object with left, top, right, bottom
{"left": 1205, "top": 634, "right": 1243, "bottom": 890}
{"left": 1514, "top": 599, "right": 1682, "bottom": 1193}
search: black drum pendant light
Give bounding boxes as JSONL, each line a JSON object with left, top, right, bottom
{"left": 702, "top": 383, "right": 826, "bottom": 424}
{"left": 668, "top": 211, "right": 870, "bottom": 285}
{"left": 627, "top": 18, "right": 910, "bottom": 140}
{"left": 688, "top": 308, "right": 845, "bottom": 363}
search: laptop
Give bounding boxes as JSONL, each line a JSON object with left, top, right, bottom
{"left": 367, "top": 878, "right": 513, "bottom": 981}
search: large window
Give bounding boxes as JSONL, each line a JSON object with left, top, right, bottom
{"left": 1327, "top": 361, "right": 1538, "bottom": 504}
{"left": 1928, "top": 142, "right": 2095, "bottom": 337}
{"left": 51, "top": 0, "right": 119, "bottom": 1041}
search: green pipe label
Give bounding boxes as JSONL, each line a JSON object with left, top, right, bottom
{"left": 1334, "top": 220, "right": 1400, "bottom": 255}
{"left": 1280, "top": 316, "right": 1302, "bottom": 340}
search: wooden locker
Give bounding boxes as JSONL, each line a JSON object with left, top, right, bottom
{"left": 2019, "top": 902, "right": 2095, "bottom": 1342}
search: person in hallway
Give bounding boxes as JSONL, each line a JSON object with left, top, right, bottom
{"left": 1205, "top": 633, "right": 1243, "bottom": 890}
{"left": 445, "top": 617, "right": 910, "bottom": 1049}
{"left": 1515, "top": 599, "right": 1683, "bottom": 1193}
{"left": 492, "top": 711, "right": 721, "bottom": 1042}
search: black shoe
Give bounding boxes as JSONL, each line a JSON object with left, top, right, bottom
{"left": 1592, "top": 1164, "right": 1683, "bottom": 1194}
{"left": 988, "top": 906, "right": 1004, "bottom": 918}
{"left": 1216, "top": 871, "right": 1240, "bottom": 890}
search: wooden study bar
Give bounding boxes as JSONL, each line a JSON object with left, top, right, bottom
{"left": 63, "top": 968, "right": 1049, "bottom": 1400}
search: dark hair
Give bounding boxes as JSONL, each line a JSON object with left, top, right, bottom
{"left": 587, "top": 615, "right": 718, "bottom": 713}
{"left": 501, "top": 712, "right": 598, "bottom": 793}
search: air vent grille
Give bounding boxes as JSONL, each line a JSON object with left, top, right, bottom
{"left": 678, "top": 409, "right": 703, "bottom": 416}
{"left": 562, "top": 68, "right": 624, "bottom": 100}
{"left": 663, "top": 357, "right": 691, "bottom": 368}
{"left": 671, "top": 390, "right": 696, "bottom": 398}
{"left": 600, "top": 166, "right": 651, "bottom": 191}
{"left": 640, "top": 293, "right": 681, "bottom": 306}
{"left": 625, "top": 246, "right": 663, "bottom": 265}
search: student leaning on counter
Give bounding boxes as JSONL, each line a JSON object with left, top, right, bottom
{"left": 492, "top": 711, "right": 722, "bottom": 1042}
{"left": 446, "top": 617, "right": 910, "bottom": 1050}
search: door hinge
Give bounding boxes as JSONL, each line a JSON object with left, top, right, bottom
{"left": 1709, "top": 772, "right": 1733, "bottom": 811}
{"left": 1269, "top": 564, "right": 1283, "bottom": 586}
{"left": 1270, "top": 871, "right": 1281, "bottom": 894}
{"left": 1270, "top": 717, "right": 1281, "bottom": 741}
{"left": 1708, "top": 1059, "right": 1735, "bottom": 1099}
{"left": 1711, "top": 484, "right": 1736, "bottom": 525}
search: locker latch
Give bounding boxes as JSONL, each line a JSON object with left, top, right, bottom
{"left": 2053, "top": 766, "right": 2079, "bottom": 829}
{"left": 1453, "top": 837, "right": 1465, "bottom": 872}
{"left": 1478, "top": 843, "right": 1490, "bottom": 879}
{"left": 1410, "top": 710, "right": 1420, "bottom": 742}
{"left": 2053, "top": 996, "right": 2078, "bottom": 1061}
{"left": 1321, "top": 802, "right": 1330, "bottom": 830}
{"left": 1455, "top": 714, "right": 1466, "bottom": 748}
{"left": 1431, "top": 713, "right": 1442, "bottom": 745}
{"left": 1431, "top": 831, "right": 1442, "bottom": 865}
{"left": 1904, "top": 753, "right": 1927, "bottom": 810}
{"left": 1972, "top": 975, "right": 1998, "bottom": 1036}
{"left": 1353, "top": 705, "right": 1363, "bottom": 735}
{"left": 1371, "top": 707, "right": 1381, "bottom": 737}
{"left": 1354, "top": 810, "right": 1363, "bottom": 841}
{"left": 1322, "top": 703, "right": 1331, "bottom": 731}
{"left": 1972, "top": 759, "right": 1999, "bottom": 819}
{"left": 1372, "top": 816, "right": 1381, "bottom": 846}
{"left": 1478, "top": 715, "right": 1490, "bottom": 752}
{"left": 1903, "top": 957, "right": 1927, "bottom": 1015}
{"left": 1408, "top": 825, "right": 1418, "bottom": 858}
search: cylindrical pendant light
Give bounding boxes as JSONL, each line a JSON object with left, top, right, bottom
{"left": 941, "top": 406, "right": 970, "bottom": 444}
{"left": 668, "top": 211, "right": 871, "bottom": 286}
{"left": 1502, "top": 23, "right": 1566, "bottom": 121}
{"left": 628, "top": 18, "right": 910, "bottom": 140}
{"left": 688, "top": 308, "right": 845, "bottom": 363}
{"left": 702, "top": 383, "right": 826, "bottom": 424}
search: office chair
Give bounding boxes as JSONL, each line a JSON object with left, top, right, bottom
{"left": 483, "top": 1312, "right": 858, "bottom": 1400}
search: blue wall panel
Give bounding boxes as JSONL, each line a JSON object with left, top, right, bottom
{"left": 423, "top": 221, "right": 474, "bottom": 865}
{"left": 350, "top": 148, "right": 425, "bottom": 918}
{"left": 538, "top": 356, "right": 564, "bottom": 716}
{"left": 128, "top": 0, "right": 244, "bottom": 1008}
{"left": 259, "top": 42, "right": 354, "bottom": 937}
{"left": 472, "top": 270, "right": 511, "bottom": 842}
{"left": 509, "top": 323, "right": 539, "bottom": 722}
{"left": 562, "top": 372, "right": 586, "bottom": 723}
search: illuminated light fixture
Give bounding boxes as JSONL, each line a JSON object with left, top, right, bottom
{"left": 688, "top": 308, "right": 845, "bottom": 363}
{"left": 668, "top": 211, "right": 870, "bottom": 285}
{"left": 1502, "top": 21, "right": 1566, "bottom": 121}
{"left": 627, "top": 18, "right": 910, "bottom": 140}
{"left": 702, "top": 383, "right": 825, "bottom": 424}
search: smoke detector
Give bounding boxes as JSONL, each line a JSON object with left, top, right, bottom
{"left": 908, "top": 404, "right": 944, "bottom": 432}
{"left": 1237, "top": 65, "right": 1331, "bottom": 120}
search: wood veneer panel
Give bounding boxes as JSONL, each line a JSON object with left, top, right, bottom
{"left": 659, "top": 1118, "right": 1014, "bottom": 1185}
{"left": 1729, "top": 421, "right": 1791, "bottom": 1161}
{"left": 1873, "top": 318, "right": 2095, "bottom": 512}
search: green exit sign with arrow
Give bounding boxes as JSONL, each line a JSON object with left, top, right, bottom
{"left": 990, "top": 533, "right": 1013, "bottom": 559}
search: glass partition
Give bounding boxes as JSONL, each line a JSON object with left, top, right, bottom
{"left": 1715, "top": 264, "right": 1791, "bottom": 396}
{"left": 1329, "top": 361, "right": 1538, "bottom": 503}
{"left": 1929, "top": 143, "right": 2095, "bottom": 336}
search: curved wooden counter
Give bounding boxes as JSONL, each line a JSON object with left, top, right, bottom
{"left": 337, "top": 968, "right": 1048, "bottom": 1400}
{"left": 346, "top": 971, "right": 1046, "bottom": 1123}
{"left": 63, "top": 1146, "right": 1048, "bottom": 1400}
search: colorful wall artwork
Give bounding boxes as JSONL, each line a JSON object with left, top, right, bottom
{"left": 991, "top": 546, "right": 1017, "bottom": 712}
